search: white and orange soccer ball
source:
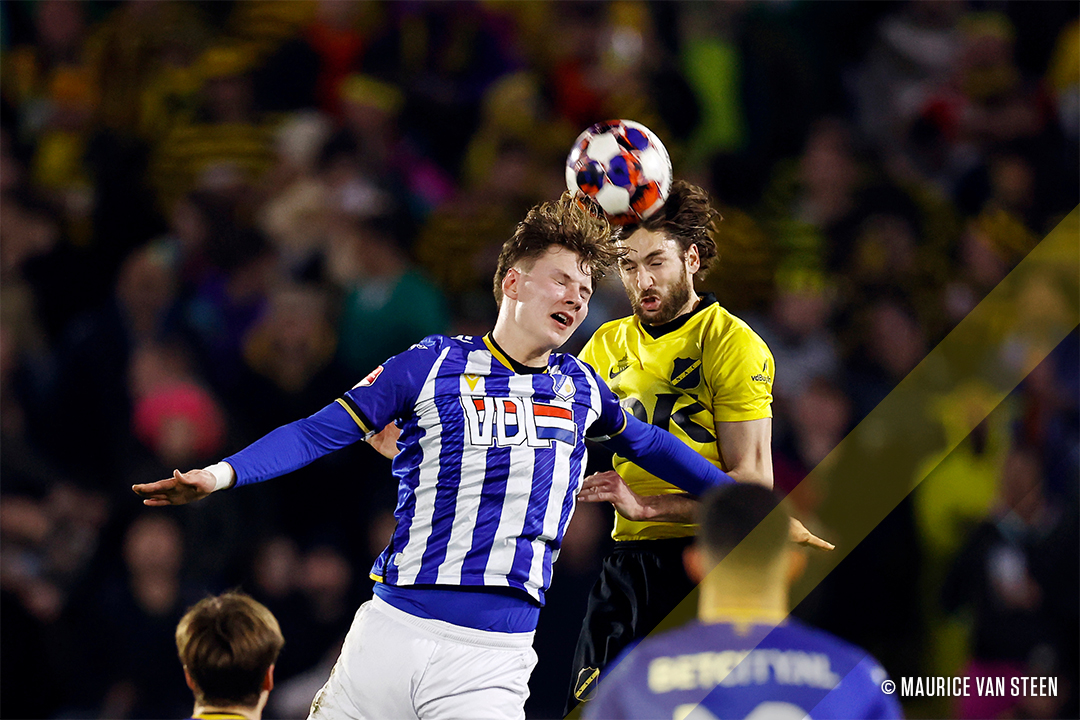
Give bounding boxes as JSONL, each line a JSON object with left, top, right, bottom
{"left": 565, "top": 119, "right": 672, "bottom": 225}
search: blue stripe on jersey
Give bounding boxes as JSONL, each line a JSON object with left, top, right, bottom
{"left": 381, "top": 412, "right": 427, "bottom": 584}
{"left": 507, "top": 445, "right": 554, "bottom": 594}
{"left": 415, "top": 357, "right": 469, "bottom": 583}
{"left": 462, "top": 443, "right": 512, "bottom": 576}
{"left": 547, "top": 411, "right": 589, "bottom": 591}
{"left": 461, "top": 356, "right": 513, "bottom": 579}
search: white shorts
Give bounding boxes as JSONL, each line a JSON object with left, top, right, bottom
{"left": 307, "top": 596, "right": 538, "bottom": 720}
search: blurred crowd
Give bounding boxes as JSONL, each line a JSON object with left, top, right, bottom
{"left": 0, "top": 1, "right": 1077, "bottom": 718}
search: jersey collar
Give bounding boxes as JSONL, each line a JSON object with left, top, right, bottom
{"left": 639, "top": 292, "right": 718, "bottom": 339}
{"left": 483, "top": 333, "right": 549, "bottom": 374}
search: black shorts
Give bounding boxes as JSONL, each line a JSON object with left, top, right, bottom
{"left": 566, "top": 537, "right": 697, "bottom": 713}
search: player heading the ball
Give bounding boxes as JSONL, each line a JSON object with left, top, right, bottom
{"left": 135, "top": 192, "right": 738, "bottom": 720}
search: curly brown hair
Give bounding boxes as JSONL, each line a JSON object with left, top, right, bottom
{"left": 615, "top": 179, "right": 722, "bottom": 277}
{"left": 493, "top": 192, "right": 623, "bottom": 305}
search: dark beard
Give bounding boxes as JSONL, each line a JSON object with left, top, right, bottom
{"left": 631, "top": 273, "right": 693, "bottom": 326}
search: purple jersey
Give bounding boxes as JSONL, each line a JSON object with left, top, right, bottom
{"left": 585, "top": 617, "right": 903, "bottom": 720}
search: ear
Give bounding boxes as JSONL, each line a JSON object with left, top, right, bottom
{"left": 264, "top": 664, "right": 275, "bottom": 693}
{"left": 685, "top": 243, "right": 701, "bottom": 274}
{"left": 683, "top": 544, "right": 707, "bottom": 584}
{"left": 502, "top": 268, "right": 521, "bottom": 302}
{"left": 183, "top": 667, "right": 196, "bottom": 692}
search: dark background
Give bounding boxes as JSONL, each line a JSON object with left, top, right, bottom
{"left": 1, "top": 1, "right": 1077, "bottom": 718}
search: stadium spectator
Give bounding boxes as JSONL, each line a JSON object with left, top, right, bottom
{"left": 151, "top": 44, "right": 276, "bottom": 212}
{"left": 752, "top": 268, "right": 840, "bottom": 404}
{"left": 97, "top": 514, "right": 202, "bottom": 718}
{"left": 330, "top": 216, "right": 448, "bottom": 378}
{"left": 943, "top": 446, "right": 1071, "bottom": 720}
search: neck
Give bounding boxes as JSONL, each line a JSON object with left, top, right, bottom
{"left": 192, "top": 701, "right": 262, "bottom": 720}
{"left": 697, "top": 570, "right": 788, "bottom": 626}
{"left": 682, "top": 289, "right": 702, "bottom": 317}
{"left": 491, "top": 318, "right": 551, "bottom": 368}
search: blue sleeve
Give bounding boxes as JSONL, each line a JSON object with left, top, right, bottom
{"left": 579, "top": 360, "right": 628, "bottom": 440}
{"left": 338, "top": 336, "right": 443, "bottom": 434}
{"left": 225, "top": 337, "right": 443, "bottom": 486}
{"left": 600, "top": 414, "right": 734, "bottom": 496}
{"left": 226, "top": 402, "right": 364, "bottom": 486}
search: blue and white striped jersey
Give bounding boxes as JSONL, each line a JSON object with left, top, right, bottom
{"left": 337, "top": 334, "right": 625, "bottom": 605}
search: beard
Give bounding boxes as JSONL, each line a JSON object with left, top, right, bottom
{"left": 630, "top": 271, "right": 694, "bottom": 325}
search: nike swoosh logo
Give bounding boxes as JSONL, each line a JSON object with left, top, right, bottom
{"left": 608, "top": 366, "right": 628, "bottom": 379}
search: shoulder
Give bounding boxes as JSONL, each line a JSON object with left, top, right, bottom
{"left": 590, "top": 315, "right": 636, "bottom": 343}
{"left": 701, "top": 304, "right": 770, "bottom": 353}
{"left": 555, "top": 352, "right": 603, "bottom": 383}
{"left": 378, "top": 334, "right": 459, "bottom": 375}
{"left": 785, "top": 619, "right": 877, "bottom": 669}
{"left": 581, "top": 317, "right": 633, "bottom": 354}
{"left": 407, "top": 334, "right": 472, "bottom": 354}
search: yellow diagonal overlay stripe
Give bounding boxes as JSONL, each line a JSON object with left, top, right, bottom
{"left": 565, "top": 206, "right": 1078, "bottom": 719}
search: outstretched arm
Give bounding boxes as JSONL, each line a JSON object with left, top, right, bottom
{"left": 717, "top": 418, "right": 833, "bottom": 550}
{"left": 577, "top": 468, "right": 833, "bottom": 549}
{"left": 133, "top": 465, "right": 232, "bottom": 506}
{"left": 577, "top": 470, "right": 697, "bottom": 522}
{"left": 132, "top": 401, "right": 365, "bottom": 506}
{"left": 596, "top": 413, "right": 734, "bottom": 497}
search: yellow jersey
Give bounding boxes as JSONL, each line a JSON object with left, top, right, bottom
{"left": 579, "top": 293, "right": 774, "bottom": 541}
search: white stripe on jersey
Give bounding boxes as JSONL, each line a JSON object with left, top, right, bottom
{"left": 397, "top": 346, "right": 452, "bottom": 584}
{"left": 483, "top": 432, "right": 537, "bottom": 587}
{"left": 481, "top": 372, "right": 549, "bottom": 585}
{"left": 529, "top": 436, "right": 572, "bottom": 585}
{"left": 436, "top": 349, "right": 494, "bottom": 586}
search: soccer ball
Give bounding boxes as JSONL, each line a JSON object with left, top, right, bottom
{"left": 565, "top": 119, "right": 672, "bottom": 225}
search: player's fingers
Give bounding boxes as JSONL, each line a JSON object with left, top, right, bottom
{"left": 132, "top": 481, "right": 173, "bottom": 496}
{"left": 579, "top": 476, "right": 608, "bottom": 492}
{"left": 805, "top": 536, "right": 835, "bottom": 551}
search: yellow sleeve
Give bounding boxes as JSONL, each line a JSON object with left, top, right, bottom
{"left": 705, "top": 324, "right": 774, "bottom": 422}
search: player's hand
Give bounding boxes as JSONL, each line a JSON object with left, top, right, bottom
{"left": 368, "top": 423, "right": 401, "bottom": 459}
{"left": 789, "top": 517, "right": 834, "bottom": 551}
{"left": 577, "top": 470, "right": 651, "bottom": 521}
{"left": 132, "top": 469, "right": 215, "bottom": 506}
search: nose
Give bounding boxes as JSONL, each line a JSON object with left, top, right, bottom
{"left": 636, "top": 269, "right": 654, "bottom": 292}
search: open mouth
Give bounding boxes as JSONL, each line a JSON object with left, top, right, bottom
{"left": 640, "top": 295, "right": 661, "bottom": 311}
{"left": 551, "top": 312, "right": 572, "bottom": 329}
